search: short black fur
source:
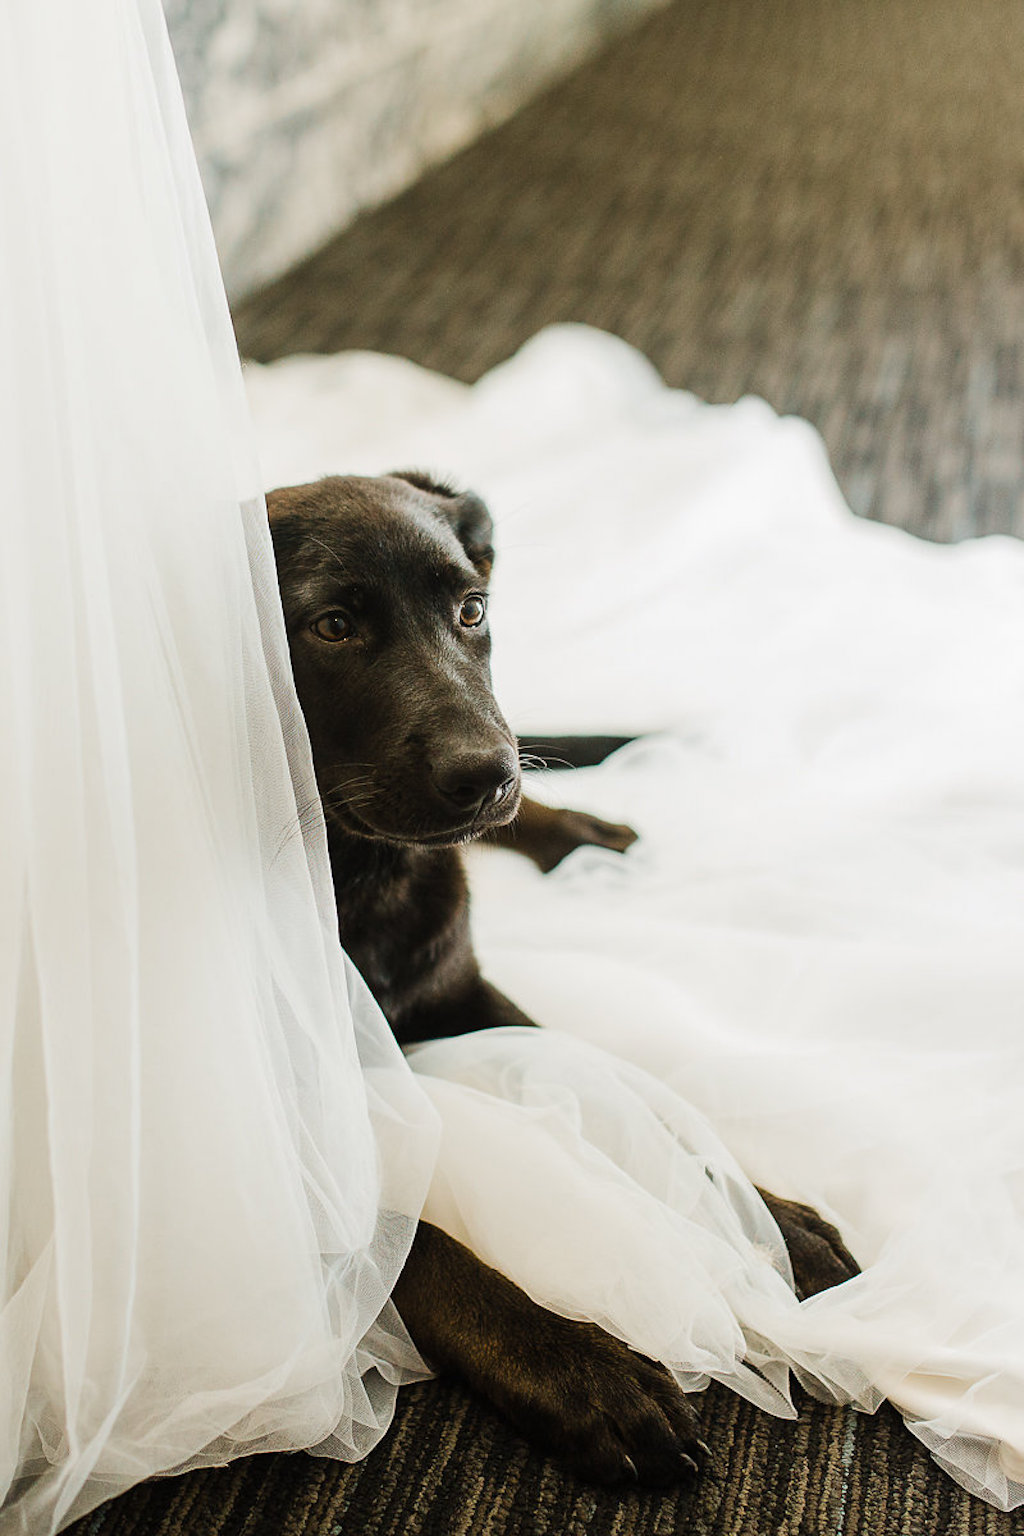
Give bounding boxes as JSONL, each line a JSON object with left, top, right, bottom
{"left": 268, "top": 471, "right": 859, "bottom": 1487}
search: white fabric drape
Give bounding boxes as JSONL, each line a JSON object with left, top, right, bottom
{"left": 248, "top": 326, "right": 1024, "bottom": 1511}
{"left": 0, "top": 4, "right": 437, "bottom": 1531}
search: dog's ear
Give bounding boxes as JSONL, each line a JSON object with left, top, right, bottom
{"left": 391, "top": 470, "right": 494, "bottom": 578}
{"left": 265, "top": 486, "right": 291, "bottom": 523}
{"left": 265, "top": 482, "right": 318, "bottom": 526}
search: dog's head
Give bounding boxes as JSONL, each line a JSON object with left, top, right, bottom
{"left": 268, "top": 471, "right": 521, "bottom": 846}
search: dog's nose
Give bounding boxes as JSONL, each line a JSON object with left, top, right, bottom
{"left": 432, "top": 751, "right": 518, "bottom": 816}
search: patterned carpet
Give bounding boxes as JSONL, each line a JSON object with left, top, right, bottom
{"left": 72, "top": 0, "right": 1024, "bottom": 1532}
{"left": 236, "top": 0, "right": 1024, "bottom": 545}
{"left": 70, "top": 1380, "right": 1018, "bottom": 1536}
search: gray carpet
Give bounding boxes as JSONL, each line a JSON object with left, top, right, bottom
{"left": 72, "top": 0, "right": 1024, "bottom": 1531}
{"left": 236, "top": 0, "right": 1024, "bottom": 546}
{"left": 66, "top": 1381, "right": 1018, "bottom": 1536}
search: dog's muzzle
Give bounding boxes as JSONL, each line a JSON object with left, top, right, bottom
{"left": 430, "top": 747, "right": 520, "bottom": 822}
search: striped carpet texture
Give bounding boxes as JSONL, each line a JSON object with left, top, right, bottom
{"left": 69, "top": 1380, "right": 1020, "bottom": 1536}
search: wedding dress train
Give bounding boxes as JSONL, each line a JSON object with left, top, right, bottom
{"left": 248, "top": 327, "right": 1024, "bottom": 1511}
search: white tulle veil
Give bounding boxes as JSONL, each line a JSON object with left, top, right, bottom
{"left": 0, "top": 2, "right": 437, "bottom": 1530}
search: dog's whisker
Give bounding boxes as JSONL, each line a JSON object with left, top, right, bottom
{"left": 272, "top": 778, "right": 381, "bottom": 855}
{"left": 321, "top": 773, "right": 376, "bottom": 799}
{"left": 273, "top": 797, "right": 327, "bottom": 862}
{"left": 519, "top": 752, "right": 574, "bottom": 771}
{"left": 319, "top": 777, "right": 376, "bottom": 798}
{"left": 321, "top": 780, "right": 381, "bottom": 819}
{"left": 326, "top": 773, "right": 375, "bottom": 794}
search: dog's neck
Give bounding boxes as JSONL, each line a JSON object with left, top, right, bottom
{"left": 322, "top": 816, "right": 472, "bottom": 1036}
{"left": 324, "top": 818, "right": 454, "bottom": 898}
{"left": 327, "top": 821, "right": 408, "bottom": 885}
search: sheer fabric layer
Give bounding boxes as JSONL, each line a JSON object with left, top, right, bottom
{"left": 0, "top": 4, "right": 435, "bottom": 1532}
{"left": 248, "top": 325, "right": 1024, "bottom": 1511}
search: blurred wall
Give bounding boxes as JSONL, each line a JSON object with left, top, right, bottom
{"left": 167, "top": 0, "right": 669, "bottom": 302}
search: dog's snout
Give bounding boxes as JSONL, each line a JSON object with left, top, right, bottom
{"left": 432, "top": 750, "right": 518, "bottom": 816}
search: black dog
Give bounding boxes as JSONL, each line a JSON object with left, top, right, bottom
{"left": 267, "top": 471, "right": 857, "bottom": 1487}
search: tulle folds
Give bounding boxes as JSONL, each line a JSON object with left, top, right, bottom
{"left": 248, "top": 324, "right": 1024, "bottom": 1511}
{"left": 1, "top": 1, "right": 434, "bottom": 1531}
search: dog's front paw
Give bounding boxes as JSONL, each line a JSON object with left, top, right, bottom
{"left": 757, "top": 1190, "right": 860, "bottom": 1299}
{"left": 397, "top": 1226, "right": 706, "bottom": 1488}
{"left": 535, "top": 808, "right": 639, "bottom": 873}
{"left": 492, "top": 1312, "right": 708, "bottom": 1487}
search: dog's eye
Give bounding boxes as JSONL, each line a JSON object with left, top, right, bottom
{"left": 459, "top": 595, "right": 487, "bottom": 628}
{"left": 312, "top": 611, "right": 354, "bottom": 642}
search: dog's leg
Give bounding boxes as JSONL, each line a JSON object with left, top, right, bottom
{"left": 393, "top": 977, "right": 536, "bottom": 1047}
{"left": 756, "top": 1190, "right": 860, "bottom": 1297}
{"left": 487, "top": 797, "right": 638, "bottom": 873}
{"left": 393, "top": 1220, "right": 708, "bottom": 1487}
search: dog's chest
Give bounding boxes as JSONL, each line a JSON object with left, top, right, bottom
{"left": 327, "top": 834, "right": 473, "bottom": 1027}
